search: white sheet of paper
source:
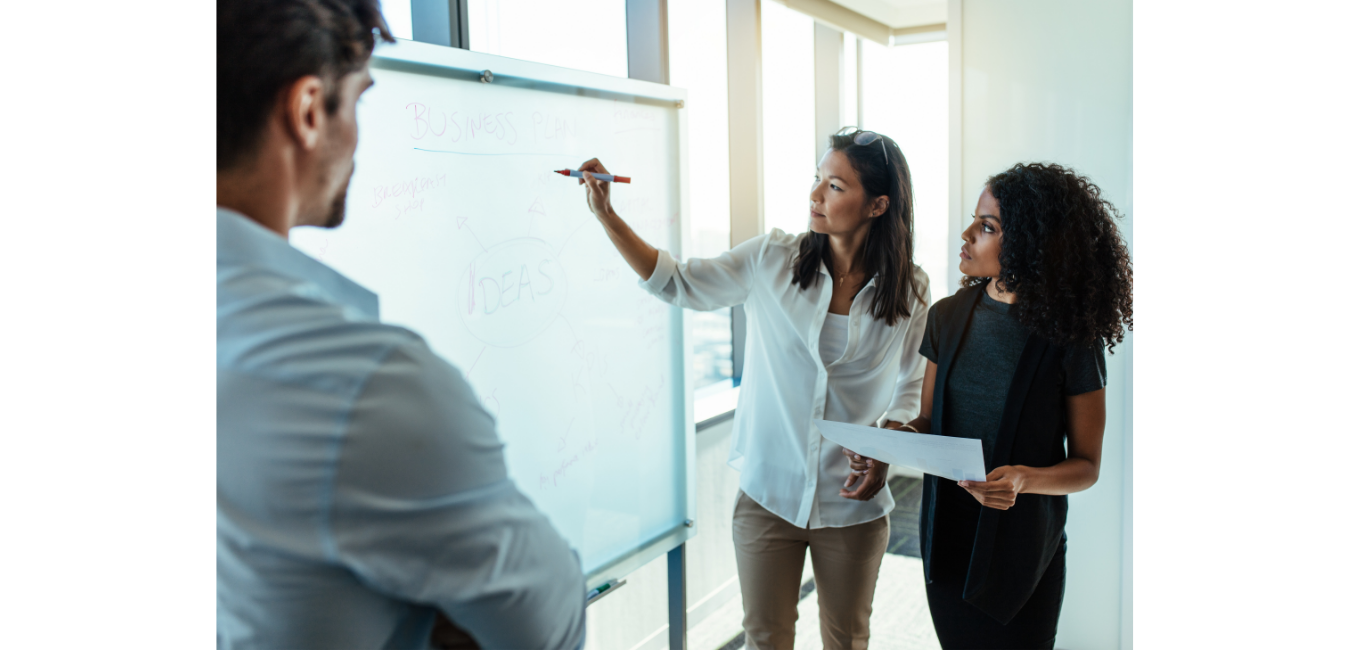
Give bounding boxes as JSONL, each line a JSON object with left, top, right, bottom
{"left": 813, "top": 419, "right": 987, "bottom": 482}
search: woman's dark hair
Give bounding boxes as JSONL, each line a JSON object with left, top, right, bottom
{"left": 218, "top": 0, "right": 394, "bottom": 171}
{"left": 964, "top": 162, "right": 1133, "bottom": 353}
{"left": 790, "top": 129, "right": 925, "bottom": 326}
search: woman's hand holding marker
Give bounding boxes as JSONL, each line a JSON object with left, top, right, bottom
{"left": 555, "top": 168, "right": 630, "bottom": 183}
{"left": 571, "top": 157, "right": 659, "bottom": 281}
{"left": 576, "top": 158, "right": 617, "bottom": 219}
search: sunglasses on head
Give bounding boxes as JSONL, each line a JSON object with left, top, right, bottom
{"left": 849, "top": 129, "right": 888, "bottom": 167}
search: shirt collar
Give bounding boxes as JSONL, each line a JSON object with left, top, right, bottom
{"left": 217, "top": 207, "right": 379, "bottom": 320}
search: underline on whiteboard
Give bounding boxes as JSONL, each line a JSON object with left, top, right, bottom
{"left": 613, "top": 127, "right": 660, "bottom": 134}
{"left": 413, "top": 148, "right": 581, "bottom": 158}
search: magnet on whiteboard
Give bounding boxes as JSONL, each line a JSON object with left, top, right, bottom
{"left": 684, "top": 519, "right": 694, "bottom": 527}
{"left": 675, "top": 99, "right": 684, "bottom": 109}
{"left": 480, "top": 70, "right": 494, "bottom": 83}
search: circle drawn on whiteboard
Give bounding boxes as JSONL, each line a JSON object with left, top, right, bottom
{"left": 457, "top": 238, "right": 568, "bottom": 347}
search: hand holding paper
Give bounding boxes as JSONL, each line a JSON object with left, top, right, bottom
{"left": 839, "top": 450, "right": 888, "bottom": 501}
{"left": 814, "top": 419, "right": 986, "bottom": 483}
{"left": 957, "top": 465, "right": 1028, "bottom": 510}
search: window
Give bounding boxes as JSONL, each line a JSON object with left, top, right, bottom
{"left": 860, "top": 39, "right": 950, "bottom": 301}
{"left": 383, "top": 0, "right": 413, "bottom": 40}
{"left": 761, "top": 1, "right": 817, "bottom": 236}
{"left": 670, "top": 0, "right": 735, "bottom": 395}
{"left": 467, "top": 0, "right": 629, "bottom": 78}
{"left": 844, "top": 32, "right": 859, "bottom": 127}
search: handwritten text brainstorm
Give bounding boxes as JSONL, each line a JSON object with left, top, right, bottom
{"left": 371, "top": 173, "right": 448, "bottom": 210}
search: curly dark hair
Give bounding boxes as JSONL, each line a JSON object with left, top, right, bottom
{"left": 963, "top": 162, "right": 1133, "bottom": 353}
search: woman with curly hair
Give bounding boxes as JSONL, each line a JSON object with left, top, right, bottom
{"left": 856, "top": 162, "right": 1132, "bottom": 648}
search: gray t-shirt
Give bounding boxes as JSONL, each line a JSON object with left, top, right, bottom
{"left": 919, "top": 289, "right": 1106, "bottom": 463}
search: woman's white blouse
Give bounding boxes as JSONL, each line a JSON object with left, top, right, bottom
{"left": 638, "top": 229, "right": 931, "bottom": 529}
{"left": 819, "top": 313, "right": 849, "bottom": 366}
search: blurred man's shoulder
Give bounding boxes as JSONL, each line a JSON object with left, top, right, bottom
{"left": 217, "top": 267, "right": 426, "bottom": 395}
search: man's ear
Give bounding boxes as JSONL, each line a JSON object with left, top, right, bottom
{"left": 869, "top": 194, "right": 890, "bottom": 218}
{"left": 283, "top": 75, "right": 326, "bottom": 151}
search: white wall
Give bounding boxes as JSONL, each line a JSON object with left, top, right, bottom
{"left": 952, "top": 1, "right": 1133, "bottom": 648}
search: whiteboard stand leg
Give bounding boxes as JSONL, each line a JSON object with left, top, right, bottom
{"left": 667, "top": 543, "right": 687, "bottom": 650}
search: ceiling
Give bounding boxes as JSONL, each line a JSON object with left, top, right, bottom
{"left": 774, "top": 0, "right": 947, "bottom": 45}
{"left": 827, "top": 0, "right": 946, "bottom": 29}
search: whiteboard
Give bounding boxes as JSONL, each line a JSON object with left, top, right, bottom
{"left": 290, "top": 41, "right": 695, "bottom": 585}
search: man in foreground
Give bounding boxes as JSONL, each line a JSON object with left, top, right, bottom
{"left": 216, "top": 1, "right": 585, "bottom": 647}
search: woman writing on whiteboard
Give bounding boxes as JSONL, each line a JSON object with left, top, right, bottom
{"left": 871, "top": 163, "right": 1132, "bottom": 649}
{"left": 574, "top": 128, "right": 928, "bottom": 649}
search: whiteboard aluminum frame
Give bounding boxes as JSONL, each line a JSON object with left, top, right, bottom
{"left": 368, "top": 39, "right": 696, "bottom": 591}
{"left": 373, "top": 38, "right": 688, "bottom": 106}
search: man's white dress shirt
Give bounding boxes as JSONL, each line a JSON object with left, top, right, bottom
{"left": 639, "top": 229, "right": 930, "bottom": 529}
{"left": 217, "top": 208, "right": 585, "bottom": 650}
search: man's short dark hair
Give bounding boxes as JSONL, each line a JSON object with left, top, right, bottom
{"left": 218, "top": 0, "right": 393, "bottom": 171}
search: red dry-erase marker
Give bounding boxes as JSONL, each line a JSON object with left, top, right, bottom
{"left": 554, "top": 169, "right": 631, "bottom": 183}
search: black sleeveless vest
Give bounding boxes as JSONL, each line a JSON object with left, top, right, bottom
{"left": 919, "top": 282, "right": 1070, "bottom": 625}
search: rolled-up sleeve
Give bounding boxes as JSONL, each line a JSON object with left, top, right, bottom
{"left": 329, "top": 341, "right": 586, "bottom": 650}
{"left": 877, "top": 277, "right": 933, "bottom": 427}
{"left": 637, "top": 232, "right": 769, "bottom": 311}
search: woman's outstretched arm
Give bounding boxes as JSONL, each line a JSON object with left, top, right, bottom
{"left": 578, "top": 158, "right": 658, "bottom": 280}
{"left": 575, "top": 157, "right": 761, "bottom": 312}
